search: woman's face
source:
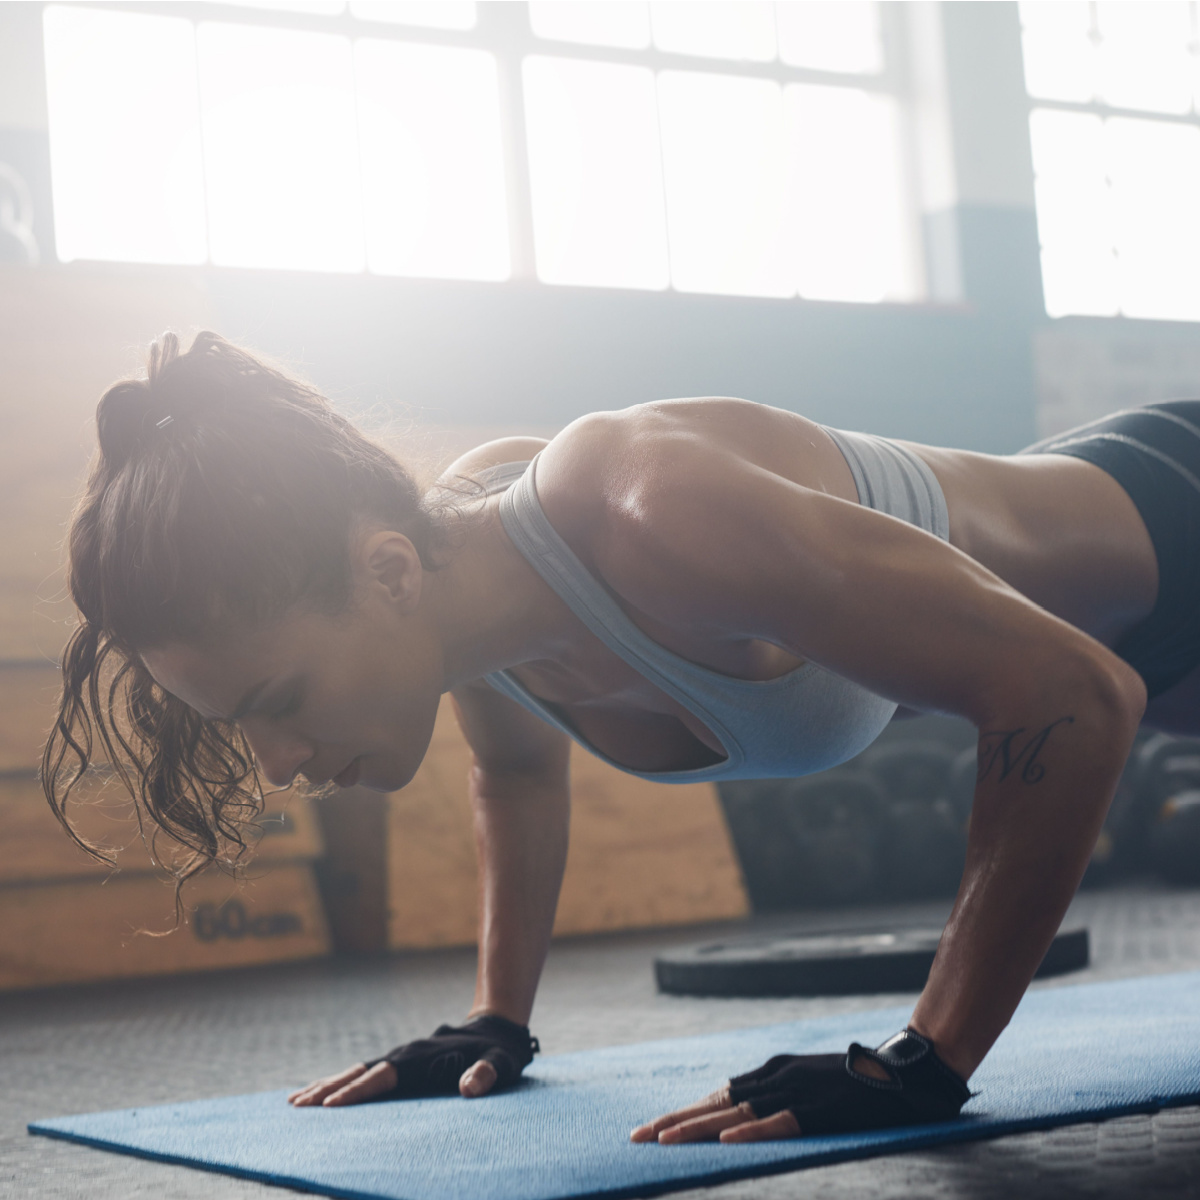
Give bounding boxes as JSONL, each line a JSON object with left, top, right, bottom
{"left": 141, "top": 534, "right": 444, "bottom": 793}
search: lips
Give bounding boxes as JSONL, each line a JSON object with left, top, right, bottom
{"left": 333, "top": 758, "right": 361, "bottom": 787}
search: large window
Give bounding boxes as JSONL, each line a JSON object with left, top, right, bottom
{"left": 1021, "top": 1, "right": 1200, "bottom": 321}
{"left": 43, "top": 1, "right": 918, "bottom": 303}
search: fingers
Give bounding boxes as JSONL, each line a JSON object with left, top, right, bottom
{"left": 287, "top": 1061, "right": 397, "bottom": 1108}
{"left": 288, "top": 1062, "right": 373, "bottom": 1107}
{"left": 657, "top": 1102, "right": 762, "bottom": 1145}
{"left": 629, "top": 1087, "right": 733, "bottom": 1143}
{"left": 719, "top": 1110, "right": 802, "bottom": 1143}
{"left": 459, "top": 1057, "right": 498, "bottom": 1098}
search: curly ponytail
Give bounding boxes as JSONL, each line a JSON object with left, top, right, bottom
{"left": 43, "top": 330, "right": 464, "bottom": 896}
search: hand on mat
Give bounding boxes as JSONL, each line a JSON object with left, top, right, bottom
{"left": 630, "top": 1029, "right": 971, "bottom": 1144}
{"left": 288, "top": 1014, "right": 539, "bottom": 1107}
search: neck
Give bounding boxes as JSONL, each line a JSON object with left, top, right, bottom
{"left": 420, "top": 501, "right": 574, "bottom": 691}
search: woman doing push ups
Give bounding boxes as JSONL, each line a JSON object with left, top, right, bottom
{"left": 47, "top": 331, "right": 1197, "bottom": 1143}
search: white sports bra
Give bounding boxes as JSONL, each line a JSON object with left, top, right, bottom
{"left": 481, "top": 426, "right": 950, "bottom": 782}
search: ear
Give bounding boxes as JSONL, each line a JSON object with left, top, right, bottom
{"left": 358, "top": 530, "right": 423, "bottom": 611}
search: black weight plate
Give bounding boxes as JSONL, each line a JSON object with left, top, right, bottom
{"left": 654, "top": 925, "right": 1089, "bottom": 997}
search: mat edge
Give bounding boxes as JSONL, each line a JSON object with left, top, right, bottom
{"left": 29, "top": 1088, "right": 1200, "bottom": 1200}
{"left": 27, "top": 1123, "right": 407, "bottom": 1200}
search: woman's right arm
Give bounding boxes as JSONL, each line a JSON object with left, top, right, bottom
{"left": 289, "top": 680, "right": 570, "bottom": 1107}
{"left": 453, "top": 682, "right": 572, "bottom": 1094}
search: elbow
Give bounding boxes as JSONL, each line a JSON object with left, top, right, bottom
{"left": 1034, "top": 643, "right": 1147, "bottom": 765}
{"left": 977, "top": 637, "right": 1146, "bottom": 744}
{"left": 1043, "top": 640, "right": 1146, "bottom": 740}
{"left": 1083, "top": 646, "right": 1147, "bottom": 736}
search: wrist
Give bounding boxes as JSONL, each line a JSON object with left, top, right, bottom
{"left": 843, "top": 1028, "right": 972, "bottom": 1120}
{"left": 904, "top": 1019, "right": 976, "bottom": 1083}
{"left": 466, "top": 1006, "right": 530, "bottom": 1026}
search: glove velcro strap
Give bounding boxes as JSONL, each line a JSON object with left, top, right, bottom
{"left": 364, "top": 1014, "right": 539, "bottom": 1098}
{"left": 724, "top": 1030, "right": 971, "bottom": 1133}
{"left": 457, "top": 1015, "right": 540, "bottom": 1067}
{"left": 847, "top": 1028, "right": 972, "bottom": 1115}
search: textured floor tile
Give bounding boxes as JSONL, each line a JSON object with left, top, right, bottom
{"left": 11, "top": 883, "right": 1200, "bottom": 1198}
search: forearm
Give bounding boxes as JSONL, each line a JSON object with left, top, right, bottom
{"left": 468, "top": 760, "right": 571, "bottom": 1026}
{"left": 910, "top": 659, "right": 1145, "bottom": 1080}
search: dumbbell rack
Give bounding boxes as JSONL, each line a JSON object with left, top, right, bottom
{"left": 717, "top": 715, "right": 1199, "bottom": 911}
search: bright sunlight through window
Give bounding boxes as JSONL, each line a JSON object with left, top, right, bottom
{"left": 528, "top": 2, "right": 651, "bottom": 50}
{"left": 524, "top": 57, "right": 668, "bottom": 290}
{"left": 197, "top": 23, "right": 364, "bottom": 273}
{"left": 349, "top": 2, "right": 477, "bottom": 31}
{"left": 44, "top": 1, "right": 908, "bottom": 304}
{"left": 43, "top": 6, "right": 207, "bottom": 265}
{"left": 356, "top": 40, "right": 509, "bottom": 280}
{"left": 1021, "top": 1, "right": 1200, "bottom": 320}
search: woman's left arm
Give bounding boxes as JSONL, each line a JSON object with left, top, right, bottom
{"left": 556, "top": 438, "right": 1147, "bottom": 1141}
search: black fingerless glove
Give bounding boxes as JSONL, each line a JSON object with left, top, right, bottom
{"left": 728, "top": 1028, "right": 972, "bottom": 1135}
{"left": 366, "top": 1014, "right": 540, "bottom": 1099}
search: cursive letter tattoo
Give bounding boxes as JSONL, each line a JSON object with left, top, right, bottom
{"left": 976, "top": 716, "right": 1075, "bottom": 786}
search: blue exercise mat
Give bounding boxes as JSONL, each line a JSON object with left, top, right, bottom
{"left": 29, "top": 970, "right": 1200, "bottom": 1200}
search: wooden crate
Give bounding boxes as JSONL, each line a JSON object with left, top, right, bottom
{"left": 0, "top": 659, "right": 60, "bottom": 775}
{"left": 0, "top": 860, "right": 329, "bottom": 991}
{"left": 0, "top": 266, "right": 214, "bottom": 662}
{"left": 383, "top": 697, "right": 749, "bottom": 949}
{"left": 0, "top": 772, "right": 323, "bottom": 884}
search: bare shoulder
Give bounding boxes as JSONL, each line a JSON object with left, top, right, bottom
{"left": 534, "top": 398, "right": 774, "bottom": 538}
{"left": 533, "top": 399, "right": 840, "bottom": 626}
{"left": 437, "top": 435, "right": 552, "bottom": 484}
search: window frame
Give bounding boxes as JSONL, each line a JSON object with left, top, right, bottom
{"left": 1020, "top": 0, "right": 1200, "bottom": 320}
{"left": 43, "top": 0, "right": 925, "bottom": 300}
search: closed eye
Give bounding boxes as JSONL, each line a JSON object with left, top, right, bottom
{"left": 271, "top": 689, "right": 304, "bottom": 720}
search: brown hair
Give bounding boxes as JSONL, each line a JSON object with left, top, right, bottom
{"left": 43, "top": 331, "right": 462, "bottom": 894}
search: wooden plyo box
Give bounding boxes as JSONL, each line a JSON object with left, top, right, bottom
{"left": 0, "top": 660, "right": 60, "bottom": 775}
{"left": 0, "top": 267, "right": 215, "bottom": 664}
{"left": 318, "top": 696, "right": 750, "bottom": 952}
{"left": 0, "top": 663, "right": 331, "bottom": 991}
{"left": 0, "top": 772, "right": 324, "bottom": 884}
{"left": 0, "top": 862, "right": 330, "bottom": 991}
{"left": 0, "top": 776, "right": 330, "bottom": 991}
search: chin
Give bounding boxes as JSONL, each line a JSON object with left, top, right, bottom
{"left": 355, "top": 776, "right": 392, "bottom": 793}
{"left": 358, "top": 762, "right": 419, "bottom": 793}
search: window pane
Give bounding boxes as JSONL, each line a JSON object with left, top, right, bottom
{"left": 1018, "top": 1, "right": 1095, "bottom": 104}
{"left": 350, "top": 2, "right": 476, "bottom": 30}
{"left": 43, "top": 5, "right": 206, "bottom": 264}
{"left": 528, "top": 2, "right": 650, "bottom": 48}
{"left": 197, "top": 23, "right": 363, "bottom": 272}
{"left": 651, "top": 2, "right": 776, "bottom": 62}
{"left": 1096, "top": 1, "right": 1193, "bottom": 115}
{"left": 1028, "top": 109, "right": 1117, "bottom": 316}
{"left": 523, "top": 57, "right": 667, "bottom": 290}
{"left": 777, "top": 2, "right": 883, "bottom": 75}
{"left": 658, "top": 71, "right": 792, "bottom": 297}
{"left": 217, "top": 0, "right": 346, "bottom": 13}
{"left": 786, "top": 85, "right": 910, "bottom": 302}
{"left": 356, "top": 40, "right": 508, "bottom": 280}
{"left": 1107, "top": 117, "right": 1200, "bottom": 320}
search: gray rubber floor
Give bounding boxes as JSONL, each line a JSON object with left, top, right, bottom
{"left": 9, "top": 883, "right": 1200, "bottom": 1199}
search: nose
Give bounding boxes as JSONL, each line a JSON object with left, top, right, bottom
{"left": 239, "top": 722, "right": 313, "bottom": 789}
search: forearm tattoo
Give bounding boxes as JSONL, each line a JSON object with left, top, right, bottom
{"left": 976, "top": 716, "right": 1075, "bottom": 786}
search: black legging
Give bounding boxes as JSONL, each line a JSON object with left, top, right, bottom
{"left": 1024, "top": 399, "right": 1200, "bottom": 699}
